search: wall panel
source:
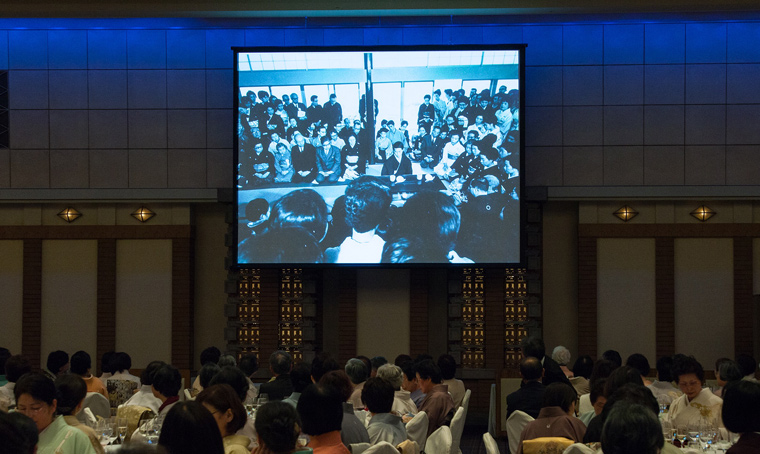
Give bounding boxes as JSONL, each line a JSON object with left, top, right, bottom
{"left": 674, "top": 238, "right": 734, "bottom": 366}
{"left": 115, "top": 239, "right": 172, "bottom": 368}
{"left": 0, "top": 240, "right": 24, "bottom": 354}
{"left": 597, "top": 238, "right": 657, "bottom": 363}
{"left": 356, "top": 268, "right": 410, "bottom": 361}
{"left": 40, "top": 240, "right": 98, "bottom": 369}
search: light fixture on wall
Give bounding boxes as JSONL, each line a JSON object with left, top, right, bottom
{"left": 131, "top": 207, "right": 155, "bottom": 222}
{"left": 613, "top": 205, "right": 638, "bottom": 222}
{"left": 57, "top": 207, "right": 81, "bottom": 223}
{"left": 691, "top": 205, "right": 715, "bottom": 222}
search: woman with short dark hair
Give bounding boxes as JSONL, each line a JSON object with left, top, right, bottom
{"left": 722, "top": 380, "right": 760, "bottom": 453}
{"left": 601, "top": 403, "right": 663, "bottom": 454}
{"left": 254, "top": 401, "right": 310, "bottom": 454}
{"left": 158, "top": 401, "right": 224, "bottom": 454}
{"left": 54, "top": 374, "right": 105, "bottom": 454}
{"left": 196, "top": 384, "right": 250, "bottom": 454}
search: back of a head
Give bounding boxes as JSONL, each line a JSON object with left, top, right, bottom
{"left": 361, "top": 377, "right": 394, "bottom": 414}
{"left": 345, "top": 358, "right": 368, "bottom": 385}
{"left": 199, "top": 363, "right": 221, "bottom": 389}
{"left": 113, "top": 352, "right": 132, "bottom": 373}
{"left": 625, "top": 354, "right": 651, "bottom": 378}
{"left": 601, "top": 403, "right": 663, "bottom": 454}
{"left": 719, "top": 360, "right": 744, "bottom": 384}
{"left": 520, "top": 357, "right": 543, "bottom": 381}
{"left": 195, "top": 384, "right": 247, "bottom": 435}
{"left": 572, "top": 355, "right": 594, "bottom": 380}
{"left": 70, "top": 351, "right": 92, "bottom": 376}
{"left": 376, "top": 364, "right": 404, "bottom": 391}
{"left": 318, "top": 370, "right": 354, "bottom": 402}
{"left": 46, "top": 350, "right": 69, "bottom": 375}
{"left": 542, "top": 382, "right": 577, "bottom": 412}
{"left": 54, "top": 374, "right": 87, "bottom": 416}
{"left": 238, "top": 354, "right": 258, "bottom": 377}
{"left": 208, "top": 366, "right": 249, "bottom": 401}
{"left": 736, "top": 354, "right": 757, "bottom": 377}
{"left": 270, "top": 351, "right": 293, "bottom": 376}
{"left": 370, "top": 356, "right": 388, "bottom": 372}
{"left": 255, "top": 402, "right": 301, "bottom": 454}
{"left": 141, "top": 361, "right": 167, "bottom": 387}
{"left": 269, "top": 189, "right": 328, "bottom": 241}
{"left": 604, "top": 366, "right": 644, "bottom": 398}
{"left": 217, "top": 355, "right": 237, "bottom": 369}
{"left": 290, "top": 363, "right": 312, "bottom": 393}
{"left": 551, "top": 346, "right": 571, "bottom": 366}
{"left": 602, "top": 350, "right": 622, "bottom": 369}
{"left": 14, "top": 372, "right": 56, "bottom": 404}
{"left": 310, "top": 352, "right": 340, "bottom": 383}
{"left": 655, "top": 356, "right": 675, "bottom": 382}
{"left": 589, "top": 359, "right": 615, "bottom": 388}
{"left": 394, "top": 355, "right": 412, "bottom": 367}
{"left": 603, "top": 383, "right": 659, "bottom": 420}
{"left": 520, "top": 336, "right": 545, "bottom": 359}
{"left": 200, "top": 347, "right": 222, "bottom": 366}
{"left": 722, "top": 380, "right": 760, "bottom": 434}
{"left": 344, "top": 176, "right": 392, "bottom": 233}
{"left": 415, "top": 359, "right": 442, "bottom": 384}
{"left": 158, "top": 401, "right": 224, "bottom": 454}
{"left": 101, "top": 351, "right": 116, "bottom": 375}
{"left": 437, "top": 355, "right": 457, "bottom": 380}
{"left": 4, "top": 355, "right": 32, "bottom": 383}
{"left": 152, "top": 365, "right": 182, "bottom": 398}
{"left": 0, "top": 411, "right": 38, "bottom": 454}
{"left": 297, "top": 384, "right": 344, "bottom": 436}
{"left": 396, "top": 191, "right": 461, "bottom": 254}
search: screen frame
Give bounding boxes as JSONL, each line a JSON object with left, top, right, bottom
{"left": 232, "top": 43, "right": 526, "bottom": 269}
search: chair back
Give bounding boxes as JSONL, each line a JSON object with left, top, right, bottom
{"left": 79, "top": 392, "right": 111, "bottom": 422}
{"left": 396, "top": 439, "right": 420, "bottom": 454}
{"left": 355, "top": 409, "right": 369, "bottom": 427}
{"left": 448, "top": 406, "right": 466, "bottom": 454}
{"left": 107, "top": 379, "right": 138, "bottom": 408}
{"left": 506, "top": 410, "right": 533, "bottom": 454}
{"left": 405, "top": 410, "right": 429, "bottom": 451}
{"left": 183, "top": 388, "right": 195, "bottom": 401}
{"left": 460, "top": 389, "right": 471, "bottom": 414}
{"left": 350, "top": 442, "right": 371, "bottom": 454}
{"left": 425, "top": 426, "right": 452, "bottom": 454}
{"left": 363, "top": 441, "right": 400, "bottom": 454}
{"left": 482, "top": 432, "right": 500, "bottom": 454}
{"left": 562, "top": 444, "right": 595, "bottom": 454}
{"left": 521, "top": 437, "right": 573, "bottom": 454}
{"left": 116, "top": 405, "right": 155, "bottom": 442}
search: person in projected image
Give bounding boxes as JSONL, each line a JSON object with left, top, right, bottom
{"left": 306, "top": 95, "right": 323, "bottom": 129}
{"left": 432, "top": 89, "right": 448, "bottom": 124}
{"left": 289, "top": 93, "right": 308, "bottom": 122}
{"left": 325, "top": 176, "right": 392, "bottom": 264}
{"left": 417, "top": 94, "right": 436, "bottom": 124}
{"left": 457, "top": 176, "right": 509, "bottom": 262}
{"left": 323, "top": 93, "right": 343, "bottom": 130}
{"left": 273, "top": 142, "right": 294, "bottom": 183}
{"left": 290, "top": 133, "right": 318, "bottom": 184}
{"left": 382, "top": 190, "right": 472, "bottom": 264}
{"left": 374, "top": 128, "right": 392, "bottom": 163}
{"left": 381, "top": 142, "right": 413, "bottom": 177}
{"left": 386, "top": 120, "right": 407, "bottom": 156}
{"left": 315, "top": 136, "right": 341, "bottom": 184}
{"left": 340, "top": 135, "right": 366, "bottom": 181}
{"left": 264, "top": 105, "right": 285, "bottom": 139}
{"left": 247, "top": 140, "right": 275, "bottom": 187}
{"left": 433, "top": 132, "right": 465, "bottom": 180}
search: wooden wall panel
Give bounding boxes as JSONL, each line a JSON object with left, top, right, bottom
{"left": 337, "top": 269, "right": 357, "bottom": 364}
{"left": 172, "top": 238, "right": 195, "bottom": 370}
{"left": 409, "top": 269, "right": 428, "bottom": 358}
{"left": 655, "top": 238, "right": 675, "bottom": 359}
{"left": 22, "top": 239, "right": 42, "bottom": 370}
{"left": 97, "top": 239, "right": 117, "bottom": 373}
{"left": 735, "top": 237, "right": 753, "bottom": 356}
{"left": 577, "top": 237, "right": 597, "bottom": 358}
{"left": 485, "top": 268, "right": 505, "bottom": 370}
{"left": 258, "top": 268, "right": 281, "bottom": 362}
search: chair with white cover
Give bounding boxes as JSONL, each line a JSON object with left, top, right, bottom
{"left": 406, "top": 410, "right": 429, "bottom": 451}
{"left": 183, "top": 388, "right": 195, "bottom": 401}
{"left": 506, "top": 410, "right": 534, "bottom": 454}
{"left": 355, "top": 409, "right": 369, "bottom": 427}
{"left": 350, "top": 443, "right": 371, "bottom": 454}
{"left": 460, "top": 389, "right": 471, "bottom": 414}
{"left": 562, "top": 443, "right": 595, "bottom": 454}
{"left": 363, "top": 442, "right": 400, "bottom": 454}
{"left": 449, "top": 407, "right": 466, "bottom": 454}
{"left": 424, "top": 426, "right": 452, "bottom": 454}
{"left": 482, "top": 432, "right": 501, "bottom": 454}
{"left": 78, "top": 392, "right": 110, "bottom": 423}
{"left": 397, "top": 439, "right": 420, "bottom": 454}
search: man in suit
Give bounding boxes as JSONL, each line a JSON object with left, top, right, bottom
{"left": 259, "top": 350, "right": 294, "bottom": 401}
{"left": 506, "top": 356, "right": 545, "bottom": 419}
{"left": 520, "top": 336, "right": 573, "bottom": 387}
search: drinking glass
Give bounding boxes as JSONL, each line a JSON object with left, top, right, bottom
{"left": 258, "top": 394, "right": 269, "bottom": 408}
{"left": 116, "top": 417, "right": 128, "bottom": 441}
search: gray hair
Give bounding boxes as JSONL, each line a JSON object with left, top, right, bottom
{"left": 345, "top": 358, "right": 368, "bottom": 385}
{"left": 218, "top": 354, "right": 237, "bottom": 368}
{"left": 551, "top": 346, "right": 572, "bottom": 366}
{"left": 270, "top": 350, "right": 293, "bottom": 376}
{"left": 376, "top": 364, "right": 403, "bottom": 390}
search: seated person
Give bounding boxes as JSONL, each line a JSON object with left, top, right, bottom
{"left": 158, "top": 401, "right": 225, "bottom": 454}
{"left": 297, "top": 384, "right": 351, "bottom": 454}
{"left": 376, "top": 364, "right": 417, "bottom": 416}
{"left": 381, "top": 142, "right": 412, "bottom": 177}
{"left": 667, "top": 355, "right": 723, "bottom": 428}
{"left": 517, "top": 382, "right": 584, "bottom": 454}
{"left": 258, "top": 351, "right": 293, "bottom": 402}
{"left": 414, "top": 359, "right": 455, "bottom": 437}
{"left": 722, "top": 380, "right": 760, "bottom": 453}
{"left": 124, "top": 360, "right": 165, "bottom": 413}
{"left": 290, "top": 133, "right": 318, "bottom": 183}
{"left": 362, "top": 377, "right": 406, "bottom": 446}
{"left": 0, "top": 411, "right": 38, "bottom": 454}
{"left": 578, "top": 378, "right": 606, "bottom": 426}
{"left": 438, "top": 355, "right": 465, "bottom": 408}
{"left": 70, "top": 351, "right": 108, "bottom": 398}
{"left": 345, "top": 358, "right": 369, "bottom": 410}
{"left": 626, "top": 353, "right": 653, "bottom": 386}
{"left": 374, "top": 128, "right": 392, "bottom": 162}
{"left": 273, "top": 142, "right": 295, "bottom": 183}
{"left": 248, "top": 140, "right": 275, "bottom": 187}
{"left": 340, "top": 135, "right": 365, "bottom": 180}
{"left": 0, "top": 354, "right": 32, "bottom": 409}
{"left": 506, "top": 357, "right": 545, "bottom": 420}
{"left": 433, "top": 133, "right": 465, "bottom": 179}
{"left": 316, "top": 137, "right": 341, "bottom": 184}
{"left": 325, "top": 176, "right": 392, "bottom": 264}
{"left": 196, "top": 384, "right": 250, "bottom": 454}
{"left": 54, "top": 374, "right": 104, "bottom": 454}
{"left": 283, "top": 362, "right": 312, "bottom": 408}
{"left": 318, "top": 370, "right": 370, "bottom": 446}
{"left": 647, "top": 355, "right": 682, "bottom": 404}
{"left": 151, "top": 364, "right": 182, "bottom": 415}
{"left": 254, "top": 401, "right": 311, "bottom": 454}
{"left": 601, "top": 403, "right": 664, "bottom": 454}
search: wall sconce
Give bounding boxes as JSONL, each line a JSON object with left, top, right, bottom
{"left": 613, "top": 205, "right": 638, "bottom": 222}
{"left": 57, "top": 207, "right": 81, "bottom": 223}
{"left": 131, "top": 207, "right": 155, "bottom": 222}
{"left": 691, "top": 205, "right": 715, "bottom": 222}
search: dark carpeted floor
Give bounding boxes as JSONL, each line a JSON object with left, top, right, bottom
{"left": 460, "top": 424, "right": 508, "bottom": 454}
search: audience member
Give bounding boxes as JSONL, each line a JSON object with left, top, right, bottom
{"left": 193, "top": 347, "right": 222, "bottom": 394}
{"left": 400, "top": 361, "right": 425, "bottom": 408}
{"left": 376, "top": 364, "right": 417, "bottom": 416}
{"left": 647, "top": 355, "right": 682, "bottom": 405}
{"left": 284, "top": 362, "right": 312, "bottom": 408}
{"left": 601, "top": 402, "right": 663, "bottom": 454}
{"left": 736, "top": 354, "right": 758, "bottom": 382}
{"left": 259, "top": 351, "right": 294, "bottom": 402}
{"left": 394, "top": 355, "right": 412, "bottom": 367}
{"left": 254, "top": 401, "right": 310, "bottom": 454}
{"left": 124, "top": 360, "right": 164, "bottom": 413}
{"left": 110, "top": 352, "right": 141, "bottom": 386}
{"left": 196, "top": 384, "right": 250, "bottom": 454}
{"left": 318, "top": 370, "right": 370, "bottom": 446}
{"left": 218, "top": 355, "right": 237, "bottom": 369}
{"left": 520, "top": 336, "right": 572, "bottom": 387}
{"left": 0, "top": 411, "right": 38, "bottom": 454}
{"left": 70, "top": 351, "right": 108, "bottom": 398}
{"left": 362, "top": 377, "right": 406, "bottom": 446}
{"left": 370, "top": 357, "right": 388, "bottom": 378}
{"left": 626, "top": 353, "right": 652, "bottom": 386}
{"left": 238, "top": 354, "right": 260, "bottom": 405}
{"left": 45, "top": 351, "right": 69, "bottom": 381}
{"left": 152, "top": 364, "right": 182, "bottom": 415}
{"left": 517, "top": 382, "right": 585, "bottom": 454}
{"left": 569, "top": 355, "right": 593, "bottom": 396}
{"left": 345, "top": 358, "right": 369, "bottom": 410}
{"left": 298, "top": 384, "right": 350, "bottom": 454}
{"left": 0, "top": 355, "right": 31, "bottom": 409}
{"left": 14, "top": 372, "right": 96, "bottom": 454}
{"left": 415, "top": 359, "right": 455, "bottom": 437}
{"left": 579, "top": 378, "right": 607, "bottom": 426}
{"left": 310, "top": 352, "right": 341, "bottom": 383}
{"left": 722, "top": 380, "right": 760, "bottom": 453}
{"left": 158, "top": 401, "right": 224, "bottom": 454}
{"left": 667, "top": 355, "right": 723, "bottom": 428}
{"left": 438, "top": 354, "right": 465, "bottom": 408}
{"left": 716, "top": 359, "right": 743, "bottom": 398}
{"left": 602, "top": 350, "right": 622, "bottom": 369}
{"left": 0, "top": 347, "right": 10, "bottom": 387}
{"left": 551, "top": 346, "right": 573, "bottom": 379}
{"left": 53, "top": 374, "right": 104, "bottom": 454}
{"left": 99, "top": 351, "right": 116, "bottom": 381}
{"left": 506, "top": 357, "right": 545, "bottom": 420}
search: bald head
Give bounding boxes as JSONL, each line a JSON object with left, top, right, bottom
{"left": 520, "top": 357, "right": 543, "bottom": 382}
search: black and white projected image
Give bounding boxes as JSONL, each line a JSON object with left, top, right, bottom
{"left": 235, "top": 48, "right": 522, "bottom": 265}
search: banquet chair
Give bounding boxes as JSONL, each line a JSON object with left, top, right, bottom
{"left": 350, "top": 442, "right": 371, "bottom": 454}
{"left": 363, "top": 442, "right": 401, "bottom": 454}
{"left": 355, "top": 409, "right": 369, "bottom": 427}
{"left": 183, "top": 388, "right": 195, "bottom": 401}
{"left": 482, "top": 432, "right": 501, "bottom": 454}
{"left": 521, "top": 437, "right": 573, "bottom": 454}
{"left": 406, "top": 410, "right": 429, "bottom": 451}
{"left": 506, "top": 410, "right": 533, "bottom": 454}
{"left": 77, "top": 392, "right": 110, "bottom": 423}
{"left": 460, "top": 389, "right": 471, "bottom": 415}
{"left": 116, "top": 405, "right": 155, "bottom": 442}
{"left": 449, "top": 406, "right": 466, "bottom": 454}
{"left": 106, "top": 379, "right": 138, "bottom": 408}
{"left": 424, "top": 426, "right": 452, "bottom": 454}
{"left": 397, "top": 439, "right": 420, "bottom": 454}
{"left": 562, "top": 443, "right": 596, "bottom": 454}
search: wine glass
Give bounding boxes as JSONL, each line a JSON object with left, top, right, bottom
{"left": 258, "top": 394, "right": 269, "bottom": 408}
{"left": 676, "top": 425, "right": 688, "bottom": 447}
{"left": 688, "top": 422, "right": 701, "bottom": 446}
{"left": 116, "top": 417, "right": 128, "bottom": 442}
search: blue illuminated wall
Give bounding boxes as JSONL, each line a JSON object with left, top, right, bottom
{"left": 1, "top": 17, "right": 759, "bottom": 190}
